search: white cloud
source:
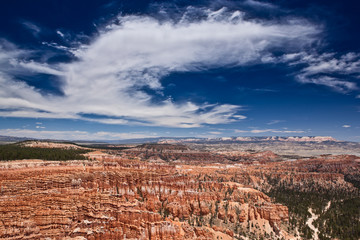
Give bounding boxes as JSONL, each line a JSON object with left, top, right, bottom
{"left": 267, "top": 120, "right": 284, "bottom": 125}
{"left": 243, "top": 0, "right": 277, "bottom": 9}
{"left": 0, "top": 41, "right": 29, "bottom": 71}
{"left": 21, "top": 21, "right": 41, "bottom": 37}
{"left": 235, "top": 129, "right": 304, "bottom": 134}
{"left": 208, "top": 131, "right": 222, "bottom": 135}
{"left": 0, "top": 7, "right": 319, "bottom": 128}
{"left": 56, "top": 30, "right": 65, "bottom": 38}
{"left": 301, "top": 53, "right": 360, "bottom": 75}
{"left": 342, "top": 125, "right": 351, "bottom": 128}
{"left": 273, "top": 130, "right": 305, "bottom": 133}
{"left": 0, "top": 128, "right": 156, "bottom": 140}
{"left": 279, "top": 52, "right": 360, "bottom": 93}
{"left": 14, "top": 61, "right": 64, "bottom": 76}
{"left": 297, "top": 75, "right": 358, "bottom": 93}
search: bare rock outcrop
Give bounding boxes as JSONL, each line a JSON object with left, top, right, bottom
{"left": 0, "top": 156, "right": 290, "bottom": 240}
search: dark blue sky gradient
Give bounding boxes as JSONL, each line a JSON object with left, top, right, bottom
{"left": 0, "top": 0, "right": 359, "bottom": 141}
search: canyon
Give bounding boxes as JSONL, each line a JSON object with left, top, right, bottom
{"left": 0, "top": 141, "right": 359, "bottom": 239}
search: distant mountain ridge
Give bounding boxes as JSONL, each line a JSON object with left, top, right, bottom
{"left": 0, "top": 135, "right": 340, "bottom": 145}
{"left": 0, "top": 135, "right": 34, "bottom": 142}
{"left": 158, "top": 136, "right": 337, "bottom": 144}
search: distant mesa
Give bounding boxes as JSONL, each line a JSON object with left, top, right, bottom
{"left": 158, "top": 136, "right": 337, "bottom": 144}
{"left": 262, "top": 136, "right": 336, "bottom": 142}
{"left": 0, "top": 135, "right": 338, "bottom": 145}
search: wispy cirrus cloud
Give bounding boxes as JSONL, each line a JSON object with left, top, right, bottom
{"left": 21, "top": 21, "right": 41, "bottom": 37}
{"left": 297, "top": 75, "right": 358, "bottom": 93}
{"left": 267, "top": 120, "right": 285, "bottom": 125}
{"left": 208, "top": 131, "right": 222, "bottom": 135}
{"left": 56, "top": 30, "right": 65, "bottom": 38}
{"left": 0, "top": 6, "right": 320, "bottom": 128}
{"left": 235, "top": 129, "right": 304, "bottom": 134}
{"left": 243, "top": 0, "right": 277, "bottom": 9}
{"left": 278, "top": 52, "right": 360, "bottom": 93}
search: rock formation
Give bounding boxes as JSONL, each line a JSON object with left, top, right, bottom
{"left": 1, "top": 142, "right": 358, "bottom": 239}
{"left": 0, "top": 151, "right": 291, "bottom": 239}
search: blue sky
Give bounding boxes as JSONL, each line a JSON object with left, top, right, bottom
{"left": 0, "top": 0, "right": 359, "bottom": 141}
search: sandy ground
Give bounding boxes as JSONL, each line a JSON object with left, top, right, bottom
{"left": 306, "top": 208, "right": 319, "bottom": 240}
{"left": 306, "top": 201, "right": 331, "bottom": 240}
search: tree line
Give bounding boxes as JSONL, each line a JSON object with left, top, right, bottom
{"left": 0, "top": 144, "right": 90, "bottom": 161}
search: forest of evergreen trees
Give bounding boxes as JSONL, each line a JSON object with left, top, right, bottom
{"left": 266, "top": 185, "right": 360, "bottom": 240}
{"left": 0, "top": 144, "right": 90, "bottom": 161}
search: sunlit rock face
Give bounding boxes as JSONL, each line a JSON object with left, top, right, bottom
{"left": 0, "top": 149, "right": 291, "bottom": 240}
{"left": 1, "top": 142, "right": 358, "bottom": 239}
